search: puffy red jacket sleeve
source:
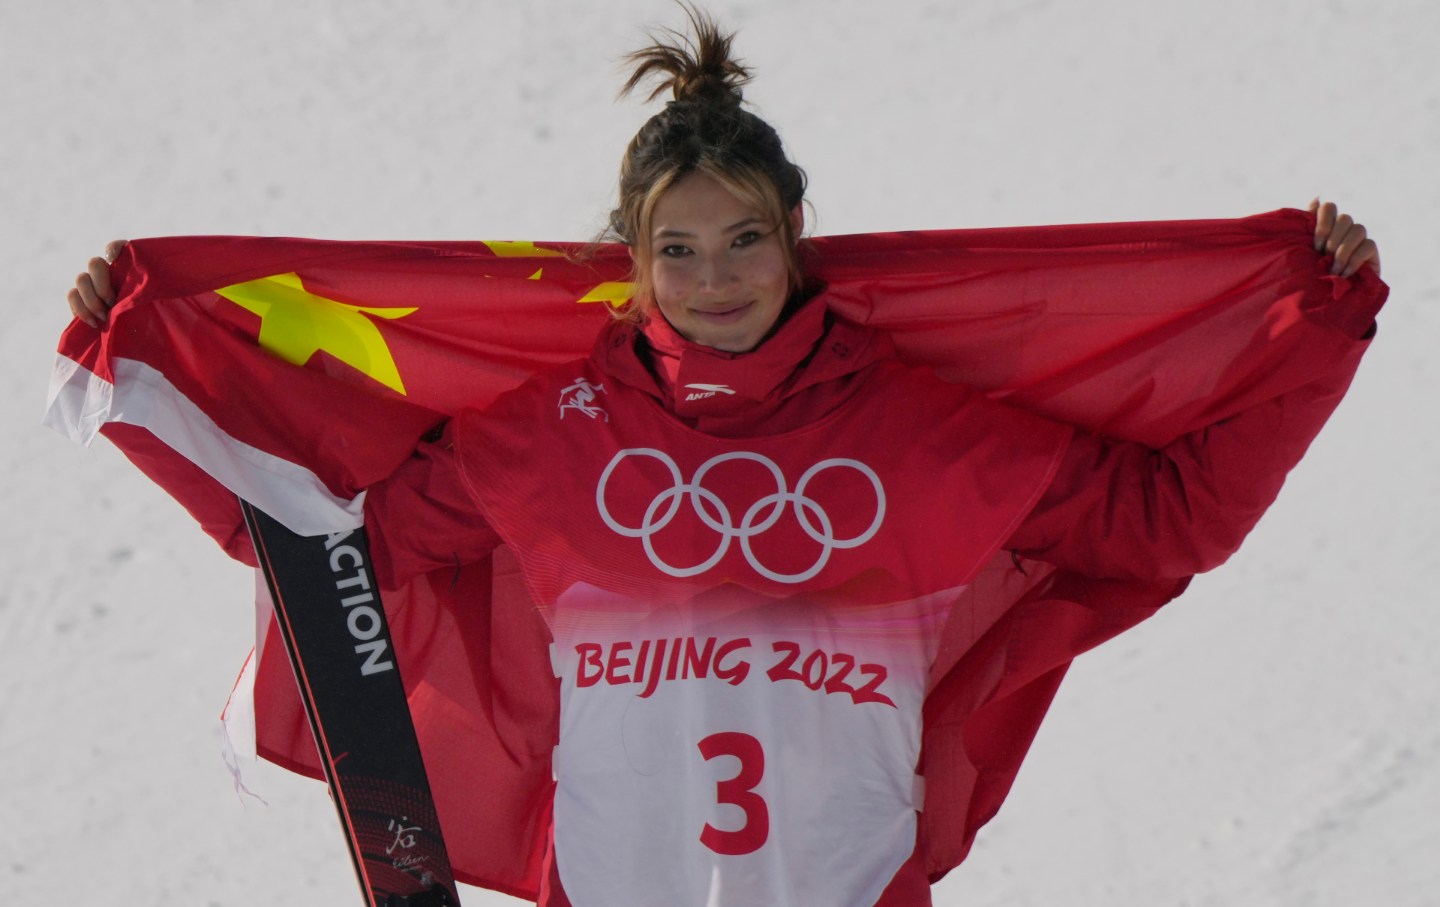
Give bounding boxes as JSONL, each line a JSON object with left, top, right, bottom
{"left": 363, "top": 418, "right": 501, "bottom": 589}
{"left": 1007, "top": 334, "right": 1371, "bottom": 583}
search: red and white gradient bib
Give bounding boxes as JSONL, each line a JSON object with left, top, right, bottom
{"left": 457, "top": 356, "right": 1067, "bottom": 905}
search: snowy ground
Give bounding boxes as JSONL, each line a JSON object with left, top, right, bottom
{"left": 3, "top": 1, "right": 1437, "bottom": 904}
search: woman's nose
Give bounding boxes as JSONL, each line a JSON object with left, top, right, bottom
{"left": 696, "top": 253, "right": 738, "bottom": 292}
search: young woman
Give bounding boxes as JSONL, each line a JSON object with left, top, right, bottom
{"left": 66, "top": 9, "right": 1381, "bottom": 907}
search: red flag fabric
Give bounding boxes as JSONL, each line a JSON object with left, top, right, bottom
{"left": 46, "top": 209, "right": 1385, "bottom": 900}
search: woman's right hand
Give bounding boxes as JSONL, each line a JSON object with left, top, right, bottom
{"left": 67, "top": 240, "right": 128, "bottom": 329}
{"left": 1308, "top": 200, "right": 1380, "bottom": 279}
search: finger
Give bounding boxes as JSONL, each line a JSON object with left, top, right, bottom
{"left": 1341, "top": 238, "right": 1380, "bottom": 279}
{"left": 1323, "top": 212, "right": 1354, "bottom": 257}
{"left": 87, "top": 256, "right": 115, "bottom": 304}
{"left": 103, "top": 239, "right": 128, "bottom": 264}
{"left": 1331, "top": 222, "right": 1368, "bottom": 274}
{"left": 70, "top": 274, "right": 108, "bottom": 327}
{"left": 74, "top": 272, "right": 100, "bottom": 312}
{"left": 67, "top": 287, "right": 100, "bottom": 329}
{"left": 1313, "top": 201, "right": 1337, "bottom": 251}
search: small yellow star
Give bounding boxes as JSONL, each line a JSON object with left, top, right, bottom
{"left": 482, "top": 240, "right": 562, "bottom": 258}
{"left": 576, "top": 281, "right": 636, "bottom": 309}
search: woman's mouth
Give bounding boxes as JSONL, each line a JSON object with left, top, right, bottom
{"left": 691, "top": 301, "right": 753, "bottom": 324}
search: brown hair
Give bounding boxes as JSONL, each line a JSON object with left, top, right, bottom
{"left": 609, "top": 4, "right": 808, "bottom": 315}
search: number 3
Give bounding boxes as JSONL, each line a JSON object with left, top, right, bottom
{"left": 697, "top": 732, "right": 769, "bottom": 855}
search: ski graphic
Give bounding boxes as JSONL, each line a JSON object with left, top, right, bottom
{"left": 241, "top": 501, "right": 460, "bottom": 907}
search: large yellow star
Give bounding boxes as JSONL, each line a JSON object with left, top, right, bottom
{"left": 215, "top": 272, "right": 417, "bottom": 395}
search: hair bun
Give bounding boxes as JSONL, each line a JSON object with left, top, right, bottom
{"left": 608, "top": 1, "right": 808, "bottom": 274}
{"left": 621, "top": 3, "right": 750, "bottom": 107}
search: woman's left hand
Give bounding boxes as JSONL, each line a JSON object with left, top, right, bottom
{"left": 1309, "top": 199, "right": 1381, "bottom": 279}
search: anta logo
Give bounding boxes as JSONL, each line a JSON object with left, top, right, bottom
{"left": 683, "top": 383, "right": 736, "bottom": 401}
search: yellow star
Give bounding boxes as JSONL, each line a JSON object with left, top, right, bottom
{"left": 482, "top": 240, "right": 562, "bottom": 258}
{"left": 215, "top": 272, "right": 417, "bottom": 395}
{"left": 576, "top": 281, "right": 636, "bottom": 309}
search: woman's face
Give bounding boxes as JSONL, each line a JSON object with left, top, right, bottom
{"left": 646, "top": 172, "right": 798, "bottom": 353}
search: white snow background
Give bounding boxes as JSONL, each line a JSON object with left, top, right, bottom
{"left": 3, "top": 1, "right": 1437, "bottom": 904}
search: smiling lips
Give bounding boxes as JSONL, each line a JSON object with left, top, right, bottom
{"left": 691, "top": 301, "right": 754, "bottom": 323}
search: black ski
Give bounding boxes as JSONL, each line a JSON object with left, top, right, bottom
{"left": 241, "top": 501, "right": 461, "bottom": 907}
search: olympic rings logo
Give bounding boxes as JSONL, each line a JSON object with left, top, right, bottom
{"left": 595, "top": 449, "right": 886, "bottom": 584}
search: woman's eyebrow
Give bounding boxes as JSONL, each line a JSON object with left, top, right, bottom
{"left": 654, "top": 217, "right": 766, "bottom": 239}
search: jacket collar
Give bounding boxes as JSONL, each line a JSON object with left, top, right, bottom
{"left": 595, "top": 291, "right": 889, "bottom": 423}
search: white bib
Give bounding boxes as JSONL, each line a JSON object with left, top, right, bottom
{"left": 549, "top": 583, "right": 952, "bottom": 907}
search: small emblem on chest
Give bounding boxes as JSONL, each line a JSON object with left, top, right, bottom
{"left": 596, "top": 449, "right": 886, "bottom": 584}
{"left": 558, "top": 377, "right": 608, "bottom": 421}
{"left": 683, "top": 383, "right": 736, "bottom": 401}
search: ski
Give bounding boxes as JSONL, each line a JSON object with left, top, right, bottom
{"left": 241, "top": 501, "right": 461, "bottom": 907}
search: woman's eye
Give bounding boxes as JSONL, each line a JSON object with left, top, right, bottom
{"left": 660, "top": 245, "right": 691, "bottom": 258}
{"left": 733, "top": 231, "right": 762, "bottom": 248}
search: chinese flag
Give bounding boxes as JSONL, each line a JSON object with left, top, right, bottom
{"left": 47, "top": 210, "right": 1384, "bottom": 896}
